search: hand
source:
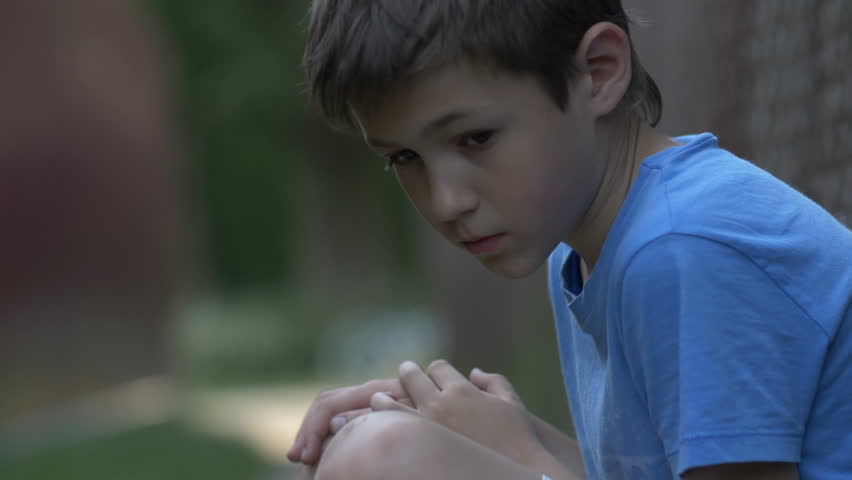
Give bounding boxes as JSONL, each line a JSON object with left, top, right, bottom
{"left": 371, "top": 360, "right": 549, "bottom": 470}
{"left": 287, "top": 378, "right": 408, "bottom": 465}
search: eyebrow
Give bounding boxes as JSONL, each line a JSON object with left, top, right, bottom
{"left": 366, "top": 108, "right": 476, "bottom": 148}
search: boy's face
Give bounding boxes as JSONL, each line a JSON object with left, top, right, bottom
{"left": 355, "top": 60, "right": 605, "bottom": 278}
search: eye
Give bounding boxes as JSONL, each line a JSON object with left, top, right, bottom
{"left": 459, "top": 130, "right": 495, "bottom": 148}
{"left": 384, "top": 149, "right": 419, "bottom": 171}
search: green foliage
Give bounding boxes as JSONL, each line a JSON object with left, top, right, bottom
{"left": 149, "top": 0, "right": 420, "bottom": 293}
{"left": 149, "top": 0, "right": 313, "bottom": 291}
{"left": 171, "top": 290, "right": 340, "bottom": 387}
{"left": 0, "top": 421, "right": 269, "bottom": 480}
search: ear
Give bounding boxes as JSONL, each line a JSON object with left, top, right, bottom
{"left": 573, "top": 22, "right": 632, "bottom": 118}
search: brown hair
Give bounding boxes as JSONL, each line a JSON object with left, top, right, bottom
{"left": 304, "top": 0, "right": 662, "bottom": 131}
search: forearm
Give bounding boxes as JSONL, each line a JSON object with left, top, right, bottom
{"left": 529, "top": 412, "right": 586, "bottom": 479}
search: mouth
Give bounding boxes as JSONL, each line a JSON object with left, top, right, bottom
{"left": 461, "top": 233, "right": 506, "bottom": 255}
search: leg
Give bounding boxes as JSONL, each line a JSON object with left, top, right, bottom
{"left": 314, "top": 410, "right": 543, "bottom": 480}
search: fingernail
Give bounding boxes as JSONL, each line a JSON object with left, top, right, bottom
{"left": 372, "top": 391, "right": 392, "bottom": 407}
{"left": 400, "top": 360, "right": 417, "bottom": 370}
{"left": 472, "top": 367, "right": 483, "bottom": 374}
{"left": 330, "top": 416, "right": 346, "bottom": 433}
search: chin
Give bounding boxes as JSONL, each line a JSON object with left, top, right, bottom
{"left": 479, "top": 252, "right": 544, "bottom": 279}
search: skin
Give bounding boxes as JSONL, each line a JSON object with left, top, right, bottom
{"left": 295, "top": 364, "right": 576, "bottom": 480}
{"left": 357, "top": 27, "right": 676, "bottom": 278}
{"left": 291, "top": 21, "right": 800, "bottom": 480}
{"left": 309, "top": 410, "right": 550, "bottom": 480}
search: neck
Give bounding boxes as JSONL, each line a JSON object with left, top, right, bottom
{"left": 566, "top": 114, "right": 678, "bottom": 273}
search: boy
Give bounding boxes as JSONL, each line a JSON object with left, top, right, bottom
{"left": 288, "top": 1, "right": 852, "bottom": 479}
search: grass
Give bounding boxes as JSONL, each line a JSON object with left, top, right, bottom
{"left": 0, "top": 420, "right": 271, "bottom": 480}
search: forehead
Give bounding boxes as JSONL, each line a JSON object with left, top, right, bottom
{"left": 354, "top": 60, "right": 550, "bottom": 142}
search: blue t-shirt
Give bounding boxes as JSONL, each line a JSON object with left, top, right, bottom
{"left": 547, "top": 133, "right": 852, "bottom": 479}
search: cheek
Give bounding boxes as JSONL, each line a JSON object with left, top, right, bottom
{"left": 499, "top": 141, "right": 575, "bottom": 211}
{"left": 498, "top": 137, "right": 596, "bottom": 233}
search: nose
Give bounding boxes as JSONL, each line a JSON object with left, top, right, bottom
{"left": 427, "top": 157, "right": 478, "bottom": 223}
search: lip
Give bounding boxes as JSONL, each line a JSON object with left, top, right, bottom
{"left": 462, "top": 233, "right": 506, "bottom": 255}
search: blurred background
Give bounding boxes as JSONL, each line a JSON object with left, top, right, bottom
{"left": 0, "top": 0, "right": 849, "bottom": 478}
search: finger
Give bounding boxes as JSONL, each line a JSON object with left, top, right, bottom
{"left": 295, "top": 464, "right": 317, "bottom": 480}
{"left": 469, "top": 368, "right": 520, "bottom": 402}
{"left": 301, "top": 432, "right": 321, "bottom": 465}
{"left": 287, "top": 434, "right": 306, "bottom": 462}
{"left": 398, "top": 361, "right": 439, "bottom": 407}
{"left": 329, "top": 408, "right": 370, "bottom": 434}
{"left": 297, "top": 422, "right": 334, "bottom": 470}
{"left": 425, "top": 359, "right": 469, "bottom": 390}
{"left": 327, "top": 393, "right": 416, "bottom": 433}
{"left": 289, "top": 378, "right": 406, "bottom": 464}
{"left": 370, "top": 391, "right": 419, "bottom": 414}
{"left": 291, "top": 379, "right": 404, "bottom": 462}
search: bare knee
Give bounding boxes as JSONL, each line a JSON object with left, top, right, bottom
{"left": 315, "top": 410, "right": 426, "bottom": 480}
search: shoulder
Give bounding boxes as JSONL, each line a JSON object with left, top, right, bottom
{"left": 619, "top": 233, "right": 773, "bottom": 297}
{"left": 616, "top": 234, "right": 831, "bottom": 477}
{"left": 657, "top": 135, "right": 845, "bottom": 252}
{"left": 618, "top": 233, "right": 829, "bottom": 341}
{"left": 618, "top": 136, "right": 852, "bottom": 333}
{"left": 622, "top": 233, "right": 759, "bottom": 280}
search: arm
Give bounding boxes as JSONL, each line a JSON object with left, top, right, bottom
{"left": 526, "top": 410, "right": 586, "bottom": 478}
{"left": 621, "top": 235, "right": 819, "bottom": 477}
{"left": 468, "top": 368, "right": 586, "bottom": 477}
{"left": 371, "top": 360, "right": 585, "bottom": 480}
{"left": 289, "top": 367, "right": 583, "bottom": 477}
{"left": 519, "top": 390, "right": 800, "bottom": 480}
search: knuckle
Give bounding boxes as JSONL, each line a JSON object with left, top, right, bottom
{"left": 423, "top": 397, "right": 445, "bottom": 416}
{"left": 427, "top": 359, "right": 449, "bottom": 372}
{"left": 315, "top": 384, "right": 355, "bottom": 407}
{"left": 442, "top": 380, "right": 466, "bottom": 396}
{"left": 443, "top": 382, "right": 467, "bottom": 397}
{"left": 316, "top": 388, "right": 337, "bottom": 401}
{"left": 361, "top": 378, "right": 389, "bottom": 392}
{"left": 311, "top": 402, "right": 331, "bottom": 419}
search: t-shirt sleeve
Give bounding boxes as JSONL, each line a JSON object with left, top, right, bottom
{"left": 619, "top": 234, "right": 829, "bottom": 477}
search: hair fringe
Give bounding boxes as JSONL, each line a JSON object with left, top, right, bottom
{"left": 305, "top": 0, "right": 663, "bottom": 130}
